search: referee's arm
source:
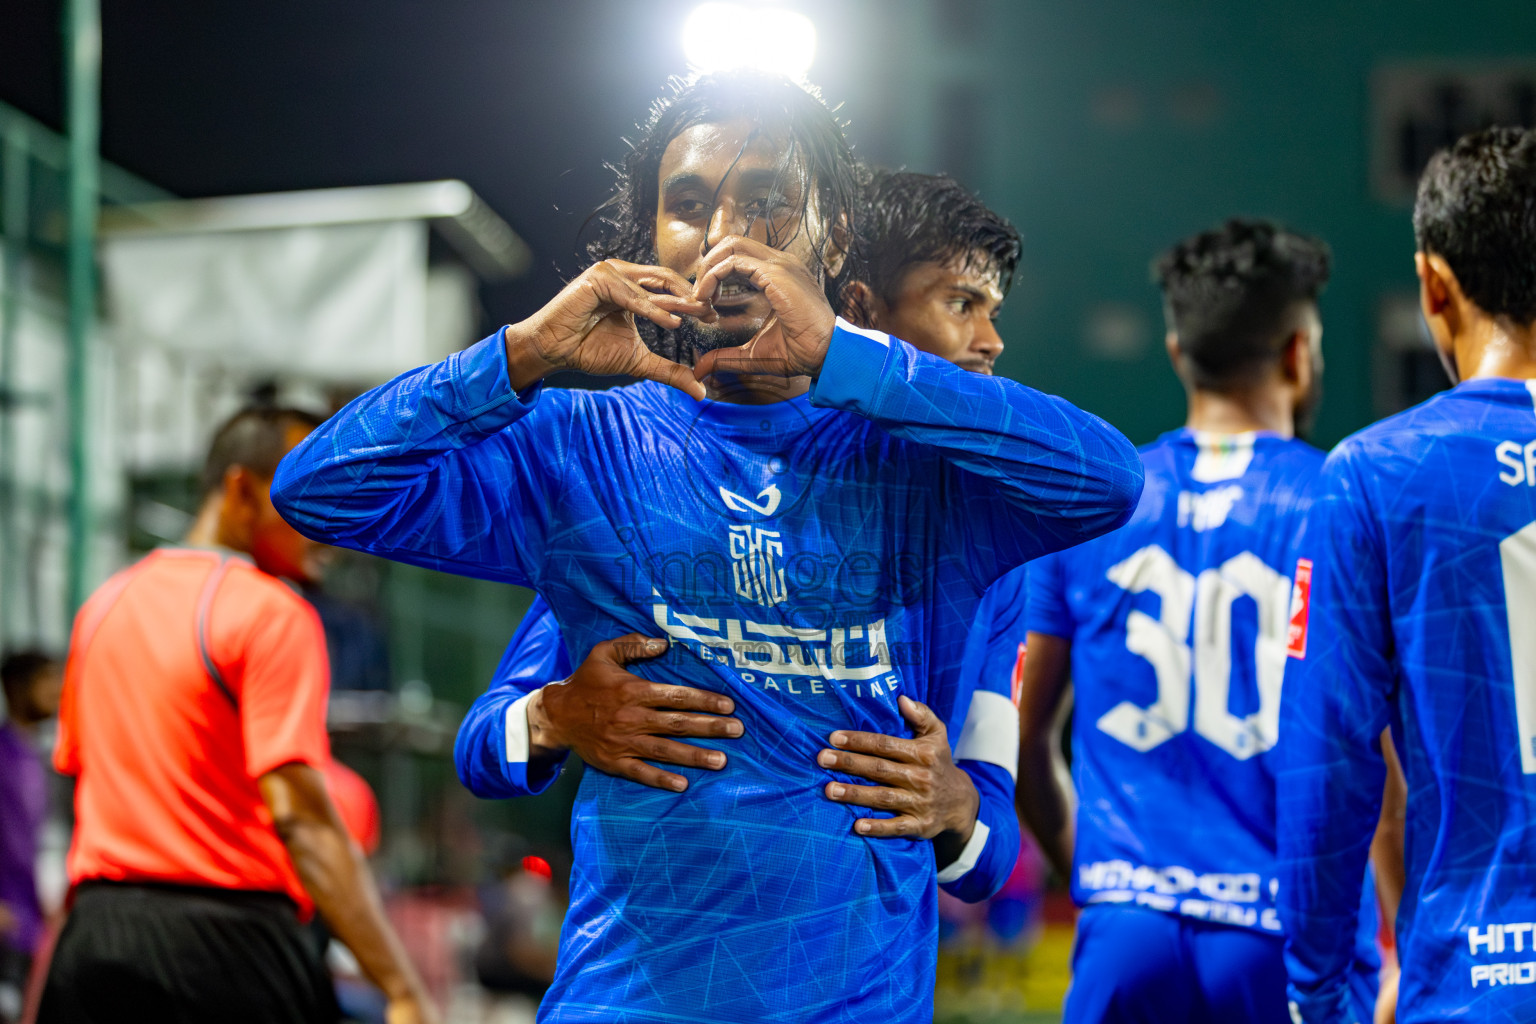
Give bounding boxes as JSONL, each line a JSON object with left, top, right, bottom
{"left": 261, "top": 763, "right": 437, "bottom": 1024}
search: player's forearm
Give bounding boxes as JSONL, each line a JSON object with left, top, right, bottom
{"left": 938, "top": 761, "right": 1021, "bottom": 903}
{"left": 1016, "top": 735, "right": 1073, "bottom": 878}
{"left": 1370, "top": 728, "right": 1407, "bottom": 933}
{"left": 278, "top": 818, "right": 426, "bottom": 1004}
{"left": 271, "top": 329, "right": 539, "bottom": 579}
{"left": 930, "top": 766, "right": 981, "bottom": 866}
{"left": 1279, "top": 810, "right": 1383, "bottom": 1001}
{"left": 524, "top": 686, "right": 576, "bottom": 769}
{"left": 808, "top": 320, "right": 1143, "bottom": 550}
{"left": 1015, "top": 634, "right": 1075, "bottom": 878}
{"left": 502, "top": 321, "right": 564, "bottom": 392}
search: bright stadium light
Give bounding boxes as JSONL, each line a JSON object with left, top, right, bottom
{"left": 681, "top": 3, "right": 818, "bottom": 81}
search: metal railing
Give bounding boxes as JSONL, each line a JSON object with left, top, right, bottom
{"left": 0, "top": 89, "right": 168, "bottom": 649}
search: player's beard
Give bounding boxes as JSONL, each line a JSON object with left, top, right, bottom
{"left": 672, "top": 315, "right": 757, "bottom": 361}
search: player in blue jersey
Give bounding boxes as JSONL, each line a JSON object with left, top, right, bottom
{"left": 461, "top": 170, "right": 1027, "bottom": 903}
{"left": 1278, "top": 126, "right": 1536, "bottom": 1024}
{"left": 1011, "top": 218, "right": 1384, "bottom": 1023}
{"left": 271, "top": 72, "right": 1142, "bottom": 1023}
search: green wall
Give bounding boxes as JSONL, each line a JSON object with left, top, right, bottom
{"left": 914, "top": 0, "right": 1536, "bottom": 447}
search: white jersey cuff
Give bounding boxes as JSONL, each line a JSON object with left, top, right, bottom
{"left": 504, "top": 690, "right": 538, "bottom": 764}
{"left": 936, "top": 820, "right": 991, "bottom": 883}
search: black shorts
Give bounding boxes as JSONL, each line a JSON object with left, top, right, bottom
{"left": 38, "top": 881, "right": 340, "bottom": 1024}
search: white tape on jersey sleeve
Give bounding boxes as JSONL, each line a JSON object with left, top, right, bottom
{"left": 955, "top": 689, "right": 1020, "bottom": 781}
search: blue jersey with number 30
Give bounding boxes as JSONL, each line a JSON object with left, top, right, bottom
{"left": 1027, "top": 430, "right": 1361, "bottom": 931}
{"left": 1279, "top": 379, "right": 1536, "bottom": 1024}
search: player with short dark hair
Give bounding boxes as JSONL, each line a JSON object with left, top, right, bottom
{"left": 1154, "top": 220, "right": 1330, "bottom": 426}
{"left": 1412, "top": 127, "right": 1536, "bottom": 328}
{"left": 201, "top": 406, "right": 324, "bottom": 495}
{"left": 1010, "top": 218, "right": 1382, "bottom": 1023}
{"left": 458, "top": 170, "right": 1027, "bottom": 904}
{"left": 1279, "top": 125, "right": 1536, "bottom": 1023}
{"left": 841, "top": 169, "right": 1020, "bottom": 335}
{"left": 273, "top": 70, "right": 1141, "bottom": 1021}
{"left": 39, "top": 406, "right": 433, "bottom": 1024}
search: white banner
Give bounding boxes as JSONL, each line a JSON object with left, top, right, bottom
{"left": 102, "top": 219, "right": 429, "bottom": 382}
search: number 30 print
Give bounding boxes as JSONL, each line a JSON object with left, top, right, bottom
{"left": 1096, "top": 545, "right": 1291, "bottom": 761}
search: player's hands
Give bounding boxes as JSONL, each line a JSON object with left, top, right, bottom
{"left": 504, "top": 260, "right": 712, "bottom": 398}
{"left": 689, "top": 235, "right": 837, "bottom": 380}
{"left": 385, "top": 994, "right": 440, "bottom": 1024}
{"left": 817, "top": 695, "right": 980, "bottom": 840}
{"left": 528, "top": 634, "right": 745, "bottom": 792}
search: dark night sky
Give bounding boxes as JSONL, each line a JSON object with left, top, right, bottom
{"left": 1, "top": 1, "right": 878, "bottom": 326}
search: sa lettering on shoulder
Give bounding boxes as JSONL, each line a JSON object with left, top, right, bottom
{"left": 1495, "top": 439, "right": 1536, "bottom": 486}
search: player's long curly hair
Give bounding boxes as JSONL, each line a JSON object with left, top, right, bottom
{"left": 584, "top": 71, "right": 864, "bottom": 362}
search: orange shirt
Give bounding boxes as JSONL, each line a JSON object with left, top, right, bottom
{"left": 55, "top": 547, "right": 331, "bottom": 913}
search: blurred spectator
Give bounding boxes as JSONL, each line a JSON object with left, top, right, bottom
{"left": 474, "top": 844, "right": 563, "bottom": 1003}
{"left": 0, "top": 651, "right": 61, "bottom": 1024}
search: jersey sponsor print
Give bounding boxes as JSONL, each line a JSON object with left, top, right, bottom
{"left": 476, "top": 584, "right": 1026, "bottom": 905}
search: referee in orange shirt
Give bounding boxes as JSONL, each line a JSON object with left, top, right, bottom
{"left": 39, "top": 407, "right": 436, "bottom": 1024}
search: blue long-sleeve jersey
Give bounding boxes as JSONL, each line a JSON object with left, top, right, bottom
{"left": 458, "top": 592, "right": 1022, "bottom": 903}
{"left": 274, "top": 319, "right": 1141, "bottom": 1023}
{"left": 1023, "top": 430, "right": 1380, "bottom": 1016}
{"left": 1279, "top": 379, "right": 1536, "bottom": 1024}
{"left": 1026, "top": 430, "right": 1330, "bottom": 928}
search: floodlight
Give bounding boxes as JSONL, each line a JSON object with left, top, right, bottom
{"left": 681, "top": 3, "right": 817, "bottom": 81}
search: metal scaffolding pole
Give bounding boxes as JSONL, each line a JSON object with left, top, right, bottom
{"left": 0, "top": 127, "right": 29, "bottom": 648}
{"left": 64, "top": 0, "right": 100, "bottom": 616}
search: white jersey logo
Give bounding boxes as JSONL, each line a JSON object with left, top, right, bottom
{"left": 719, "top": 483, "right": 782, "bottom": 517}
{"left": 729, "top": 525, "right": 789, "bottom": 607}
{"left": 1177, "top": 485, "right": 1244, "bottom": 532}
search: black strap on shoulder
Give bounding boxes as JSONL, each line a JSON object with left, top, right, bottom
{"left": 195, "top": 556, "right": 238, "bottom": 708}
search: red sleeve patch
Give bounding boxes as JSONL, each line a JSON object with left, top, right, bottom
{"left": 1287, "top": 558, "right": 1313, "bottom": 659}
{"left": 1011, "top": 643, "right": 1028, "bottom": 707}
